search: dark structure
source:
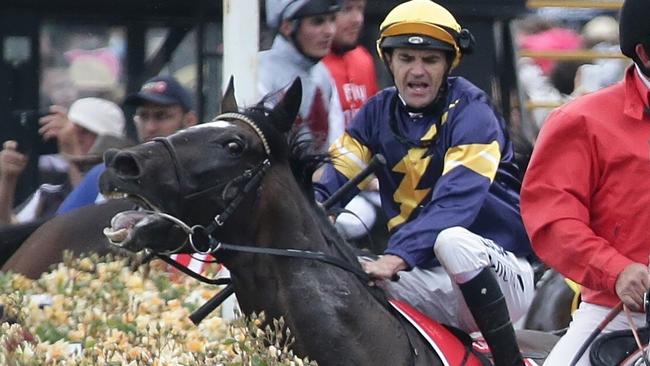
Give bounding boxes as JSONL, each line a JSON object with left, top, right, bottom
{"left": 0, "top": 0, "right": 223, "bottom": 203}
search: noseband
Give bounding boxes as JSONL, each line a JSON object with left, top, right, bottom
{"left": 152, "top": 112, "right": 272, "bottom": 253}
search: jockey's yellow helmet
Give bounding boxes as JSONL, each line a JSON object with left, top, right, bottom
{"left": 376, "top": 0, "right": 474, "bottom": 68}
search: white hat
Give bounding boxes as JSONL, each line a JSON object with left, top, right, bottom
{"left": 67, "top": 97, "right": 125, "bottom": 138}
{"left": 583, "top": 16, "right": 619, "bottom": 46}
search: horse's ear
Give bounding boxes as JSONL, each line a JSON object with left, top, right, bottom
{"left": 270, "top": 78, "right": 302, "bottom": 133}
{"left": 220, "top": 76, "right": 238, "bottom": 113}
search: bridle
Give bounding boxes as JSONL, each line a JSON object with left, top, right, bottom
{"left": 151, "top": 113, "right": 271, "bottom": 253}
{"left": 147, "top": 112, "right": 369, "bottom": 283}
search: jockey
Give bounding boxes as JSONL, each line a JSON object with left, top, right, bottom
{"left": 260, "top": 0, "right": 345, "bottom": 152}
{"left": 314, "top": 1, "right": 534, "bottom": 365}
{"left": 521, "top": 0, "right": 650, "bottom": 364}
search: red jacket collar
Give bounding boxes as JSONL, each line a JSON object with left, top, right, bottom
{"left": 625, "top": 66, "right": 650, "bottom": 120}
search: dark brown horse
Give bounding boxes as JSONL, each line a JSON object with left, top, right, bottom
{"left": 1, "top": 199, "right": 132, "bottom": 278}
{"left": 523, "top": 269, "right": 576, "bottom": 333}
{"left": 99, "top": 79, "right": 555, "bottom": 366}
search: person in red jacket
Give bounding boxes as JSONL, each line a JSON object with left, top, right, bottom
{"left": 321, "top": 0, "right": 381, "bottom": 244}
{"left": 322, "top": 0, "right": 378, "bottom": 127}
{"left": 521, "top": 0, "right": 650, "bottom": 364}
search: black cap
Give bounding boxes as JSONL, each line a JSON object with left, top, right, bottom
{"left": 619, "top": 0, "right": 650, "bottom": 59}
{"left": 124, "top": 75, "right": 194, "bottom": 111}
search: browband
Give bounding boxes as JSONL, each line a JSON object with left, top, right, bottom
{"left": 213, "top": 112, "right": 271, "bottom": 156}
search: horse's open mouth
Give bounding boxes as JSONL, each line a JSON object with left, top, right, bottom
{"left": 102, "top": 192, "right": 161, "bottom": 248}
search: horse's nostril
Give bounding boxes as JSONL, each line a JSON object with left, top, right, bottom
{"left": 103, "top": 148, "right": 120, "bottom": 166}
{"left": 112, "top": 152, "right": 141, "bottom": 178}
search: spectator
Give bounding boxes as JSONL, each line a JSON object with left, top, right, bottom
{"left": 573, "top": 15, "right": 629, "bottom": 96}
{"left": 322, "top": 0, "right": 378, "bottom": 126}
{"left": 0, "top": 97, "right": 128, "bottom": 225}
{"left": 516, "top": 17, "right": 583, "bottom": 129}
{"left": 56, "top": 75, "right": 197, "bottom": 215}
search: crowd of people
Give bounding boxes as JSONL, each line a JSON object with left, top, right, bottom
{"left": 2, "top": 0, "right": 649, "bottom": 365}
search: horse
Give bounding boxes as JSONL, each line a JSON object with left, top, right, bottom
{"left": 99, "top": 78, "right": 556, "bottom": 366}
{"left": 1, "top": 199, "right": 132, "bottom": 278}
{"left": 523, "top": 269, "right": 577, "bottom": 333}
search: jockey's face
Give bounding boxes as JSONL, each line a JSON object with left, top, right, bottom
{"left": 333, "top": 0, "right": 366, "bottom": 49}
{"left": 295, "top": 13, "right": 337, "bottom": 59}
{"left": 386, "top": 48, "right": 448, "bottom": 109}
{"left": 133, "top": 103, "right": 196, "bottom": 142}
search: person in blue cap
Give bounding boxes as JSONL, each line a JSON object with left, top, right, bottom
{"left": 56, "top": 75, "right": 197, "bottom": 214}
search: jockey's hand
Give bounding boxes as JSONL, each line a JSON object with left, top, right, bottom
{"left": 0, "top": 140, "right": 28, "bottom": 182}
{"left": 615, "top": 262, "right": 650, "bottom": 311}
{"left": 361, "top": 254, "right": 407, "bottom": 283}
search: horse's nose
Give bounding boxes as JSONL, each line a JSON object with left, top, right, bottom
{"left": 103, "top": 148, "right": 120, "bottom": 166}
{"left": 109, "top": 150, "right": 142, "bottom": 179}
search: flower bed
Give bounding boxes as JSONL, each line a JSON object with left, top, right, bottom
{"left": 0, "top": 253, "right": 316, "bottom": 365}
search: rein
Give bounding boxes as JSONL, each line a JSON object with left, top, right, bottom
{"left": 150, "top": 208, "right": 370, "bottom": 283}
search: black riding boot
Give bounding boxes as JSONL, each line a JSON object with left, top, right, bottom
{"left": 458, "top": 267, "right": 525, "bottom": 366}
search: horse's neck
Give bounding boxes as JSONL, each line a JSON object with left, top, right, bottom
{"left": 226, "top": 167, "right": 438, "bottom": 365}
{"left": 228, "top": 165, "right": 332, "bottom": 285}
{"left": 253, "top": 165, "right": 329, "bottom": 252}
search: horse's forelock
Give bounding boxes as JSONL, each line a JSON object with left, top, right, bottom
{"left": 240, "top": 105, "right": 288, "bottom": 158}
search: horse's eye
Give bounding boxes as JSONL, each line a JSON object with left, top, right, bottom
{"left": 226, "top": 141, "right": 244, "bottom": 155}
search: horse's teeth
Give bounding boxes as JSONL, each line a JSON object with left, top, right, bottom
{"left": 103, "top": 227, "right": 129, "bottom": 246}
{"left": 106, "top": 192, "right": 127, "bottom": 199}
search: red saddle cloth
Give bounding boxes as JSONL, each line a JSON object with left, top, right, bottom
{"left": 389, "top": 299, "right": 539, "bottom": 366}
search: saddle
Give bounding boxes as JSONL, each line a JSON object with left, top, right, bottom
{"left": 390, "top": 299, "right": 557, "bottom": 365}
{"left": 590, "top": 327, "right": 649, "bottom": 366}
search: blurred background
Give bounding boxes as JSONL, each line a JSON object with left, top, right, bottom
{"left": 0, "top": 0, "right": 626, "bottom": 203}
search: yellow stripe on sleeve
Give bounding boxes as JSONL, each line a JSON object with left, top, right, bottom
{"left": 442, "top": 141, "right": 501, "bottom": 182}
{"left": 329, "top": 133, "right": 373, "bottom": 189}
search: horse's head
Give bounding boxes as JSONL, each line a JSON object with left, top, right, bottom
{"left": 99, "top": 78, "right": 302, "bottom": 253}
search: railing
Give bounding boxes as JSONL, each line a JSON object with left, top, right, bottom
{"left": 519, "top": 49, "right": 626, "bottom": 61}
{"left": 521, "top": 0, "right": 626, "bottom": 111}
{"left": 526, "top": 0, "right": 623, "bottom": 10}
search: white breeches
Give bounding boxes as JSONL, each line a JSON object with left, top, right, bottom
{"left": 379, "top": 226, "right": 535, "bottom": 333}
{"left": 543, "top": 301, "right": 647, "bottom": 365}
